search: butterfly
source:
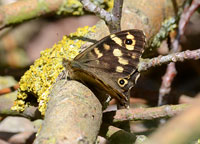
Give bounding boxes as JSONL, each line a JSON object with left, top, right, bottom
{"left": 64, "top": 29, "right": 145, "bottom": 108}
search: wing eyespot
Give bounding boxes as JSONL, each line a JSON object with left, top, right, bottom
{"left": 125, "top": 39, "right": 133, "bottom": 45}
{"left": 118, "top": 78, "right": 128, "bottom": 87}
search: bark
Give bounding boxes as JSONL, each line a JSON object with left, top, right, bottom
{"left": 103, "top": 104, "right": 188, "bottom": 123}
{"left": 34, "top": 80, "right": 102, "bottom": 144}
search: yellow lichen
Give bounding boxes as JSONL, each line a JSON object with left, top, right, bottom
{"left": 57, "top": 0, "right": 114, "bottom": 15}
{"left": 12, "top": 25, "right": 96, "bottom": 115}
{"left": 104, "top": 0, "right": 114, "bottom": 11}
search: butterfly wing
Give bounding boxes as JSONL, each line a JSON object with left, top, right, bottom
{"left": 68, "top": 29, "right": 145, "bottom": 107}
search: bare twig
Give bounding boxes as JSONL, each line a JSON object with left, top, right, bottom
{"left": 80, "top": 0, "right": 124, "bottom": 32}
{"left": 103, "top": 104, "right": 188, "bottom": 123}
{"left": 157, "top": 41, "right": 179, "bottom": 106}
{"left": 158, "top": 62, "right": 177, "bottom": 106}
{"left": 138, "top": 49, "right": 200, "bottom": 72}
{"left": 79, "top": 0, "right": 113, "bottom": 22}
{"left": 179, "top": 0, "right": 200, "bottom": 36}
{"left": 109, "top": 0, "right": 124, "bottom": 32}
{"left": 157, "top": 41, "right": 178, "bottom": 107}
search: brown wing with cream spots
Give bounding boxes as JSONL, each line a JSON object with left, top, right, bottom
{"left": 74, "top": 30, "right": 145, "bottom": 74}
{"left": 69, "top": 29, "right": 145, "bottom": 105}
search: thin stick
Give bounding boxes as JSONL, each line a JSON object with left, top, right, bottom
{"left": 158, "top": 62, "right": 177, "bottom": 106}
{"left": 138, "top": 49, "right": 200, "bottom": 72}
{"left": 80, "top": 0, "right": 124, "bottom": 33}
{"left": 109, "top": 0, "right": 124, "bottom": 32}
{"left": 103, "top": 104, "right": 188, "bottom": 122}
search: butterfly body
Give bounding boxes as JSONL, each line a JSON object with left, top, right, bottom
{"left": 66, "top": 29, "right": 145, "bottom": 107}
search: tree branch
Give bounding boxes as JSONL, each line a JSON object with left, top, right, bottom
{"left": 179, "top": 0, "right": 200, "bottom": 36}
{"left": 80, "top": 0, "right": 115, "bottom": 26}
{"left": 34, "top": 80, "right": 102, "bottom": 144}
{"left": 80, "top": 0, "right": 124, "bottom": 32}
{"left": 103, "top": 104, "right": 188, "bottom": 123}
{"left": 0, "top": 0, "right": 64, "bottom": 30}
{"left": 138, "top": 49, "right": 200, "bottom": 72}
{"left": 0, "top": 94, "right": 41, "bottom": 120}
{"left": 109, "top": 0, "right": 124, "bottom": 32}
{"left": 158, "top": 62, "right": 177, "bottom": 106}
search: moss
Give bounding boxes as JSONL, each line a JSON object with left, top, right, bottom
{"left": 12, "top": 25, "right": 96, "bottom": 115}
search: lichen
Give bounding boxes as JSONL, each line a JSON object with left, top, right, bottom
{"left": 57, "top": 0, "right": 114, "bottom": 15}
{"left": 12, "top": 25, "right": 96, "bottom": 115}
{"left": 150, "top": 17, "right": 177, "bottom": 49}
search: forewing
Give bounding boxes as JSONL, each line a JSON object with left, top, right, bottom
{"left": 70, "top": 29, "right": 145, "bottom": 104}
{"left": 74, "top": 29, "right": 145, "bottom": 77}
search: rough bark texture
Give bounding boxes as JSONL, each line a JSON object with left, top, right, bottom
{"left": 34, "top": 80, "right": 102, "bottom": 144}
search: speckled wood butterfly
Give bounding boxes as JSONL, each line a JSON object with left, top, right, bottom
{"left": 64, "top": 29, "right": 145, "bottom": 108}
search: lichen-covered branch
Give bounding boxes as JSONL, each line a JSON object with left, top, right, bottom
{"left": 103, "top": 104, "right": 188, "bottom": 123}
{"left": 12, "top": 26, "right": 96, "bottom": 115}
{"left": 138, "top": 49, "right": 200, "bottom": 72}
{"left": 0, "top": 91, "right": 41, "bottom": 120}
